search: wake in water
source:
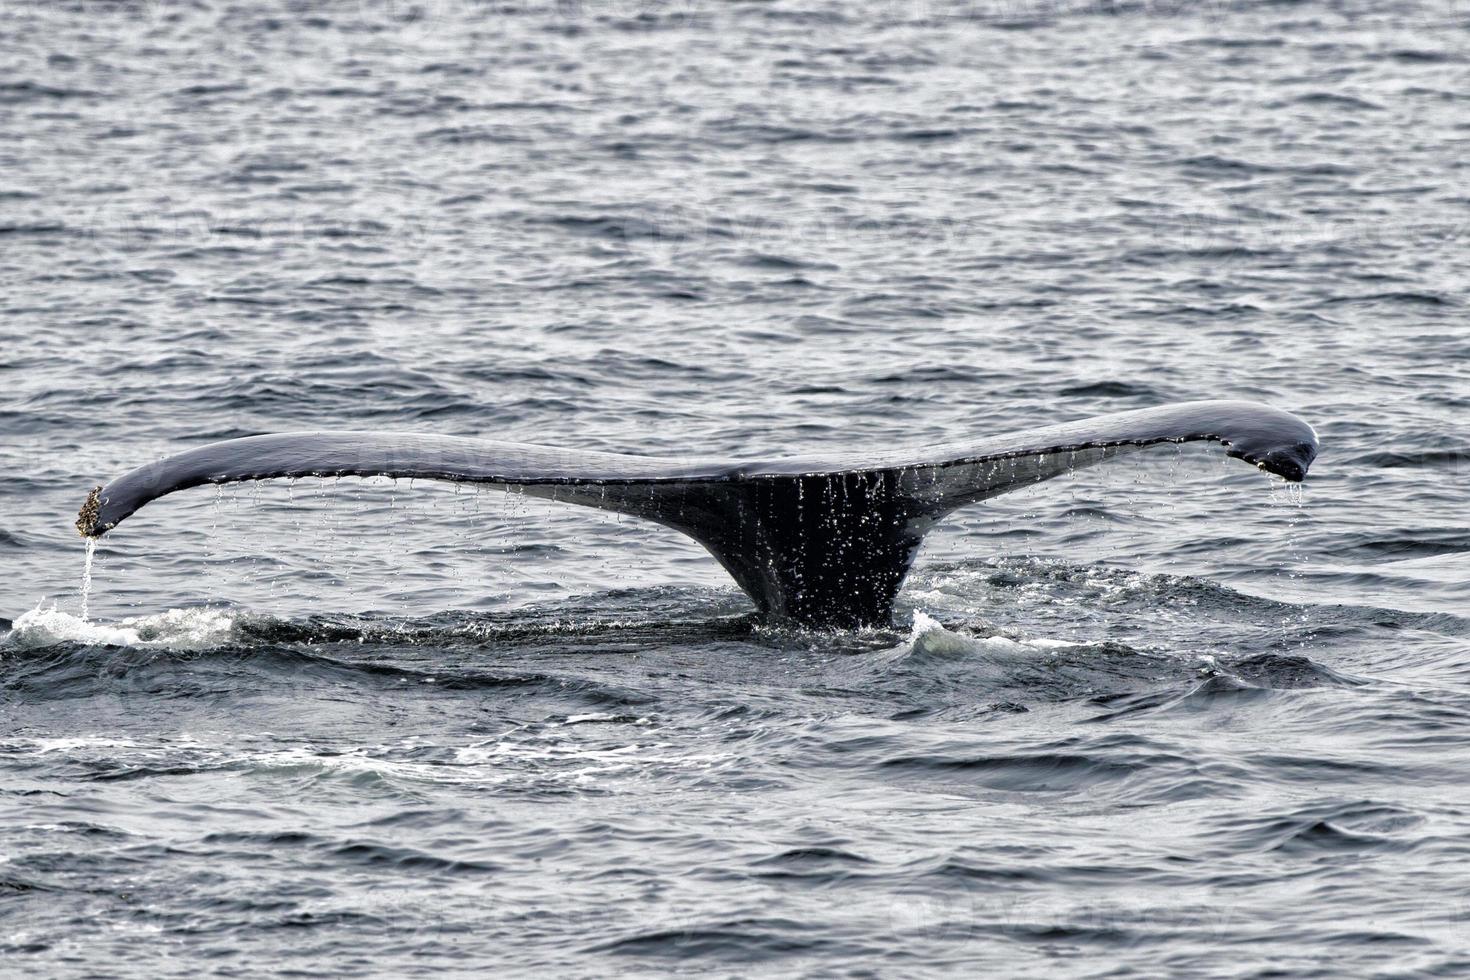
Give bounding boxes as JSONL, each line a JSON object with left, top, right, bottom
{"left": 1, "top": 570, "right": 1362, "bottom": 706}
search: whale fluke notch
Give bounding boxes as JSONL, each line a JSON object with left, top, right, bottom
{"left": 75, "top": 400, "right": 1317, "bottom": 628}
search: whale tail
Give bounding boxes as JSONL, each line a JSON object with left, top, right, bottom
{"left": 76, "top": 400, "right": 1318, "bottom": 628}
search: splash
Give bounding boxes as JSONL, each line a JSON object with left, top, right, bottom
{"left": 905, "top": 607, "right": 1088, "bottom": 658}
{"left": 907, "top": 609, "right": 948, "bottom": 641}
{"left": 6, "top": 603, "right": 239, "bottom": 650}
{"left": 907, "top": 609, "right": 1018, "bottom": 656}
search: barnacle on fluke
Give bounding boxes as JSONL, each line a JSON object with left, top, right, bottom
{"left": 76, "top": 485, "right": 103, "bottom": 538}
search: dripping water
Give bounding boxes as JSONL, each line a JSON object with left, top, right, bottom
{"left": 79, "top": 536, "right": 96, "bottom": 621}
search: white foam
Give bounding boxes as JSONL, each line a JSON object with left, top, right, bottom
{"left": 907, "top": 609, "right": 947, "bottom": 640}
{"left": 906, "top": 609, "right": 985, "bottom": 657}
{"left": 1022, "top": 637, "right": 1088, "bottom": 651}
{"left": 5, "top": 603, "right": 239, "bottom": 651}
{"left": 905, "top": 609, "right": 1087, "bottom": 657}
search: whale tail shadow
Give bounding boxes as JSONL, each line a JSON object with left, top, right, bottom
{"left": 76, "top": 400, "right": 1317, "bottom": 629}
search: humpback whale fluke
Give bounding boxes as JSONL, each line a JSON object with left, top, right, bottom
{"left": 75, "top": 400, "right": 1317, "bottom": 629}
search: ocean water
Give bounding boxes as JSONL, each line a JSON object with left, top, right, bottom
{"left": 3, "top": 0, "right": 1469, "bottom": 975}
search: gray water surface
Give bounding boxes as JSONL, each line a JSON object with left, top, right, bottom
{"left": 2, "top": 1, "right": 1469, "bottom": 976}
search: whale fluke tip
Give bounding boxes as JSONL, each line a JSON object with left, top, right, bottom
{"left": 76, "top": 485, "right": 104, "bottom": 538}
{"left": 1235, "top": 441, "right": 1316, "bottom": 483}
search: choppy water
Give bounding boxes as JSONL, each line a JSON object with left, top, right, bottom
{"left": 3, "top": 0, "right": 1469, "bottom": 975}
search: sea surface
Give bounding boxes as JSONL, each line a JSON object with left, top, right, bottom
{"left": 2, "top": 0, "right": 1469, "bottom": 975}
